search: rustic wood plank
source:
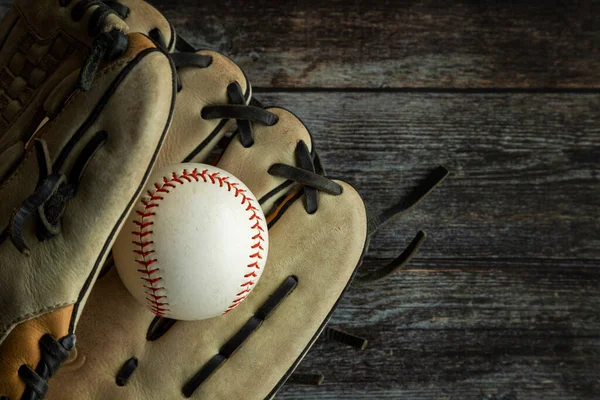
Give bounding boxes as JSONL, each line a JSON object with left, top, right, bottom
{"left": 274, "top": 261, "right": 600, "bottom": 399}
{"left": 255, "top": 91, "right": 600, "bottom": 260}
{"left": 348, "top": 259, "right": 599, "bottom": 334}
{"left": 0, "top": 1, "right": 596, "bottom": 88}
{"left": 275, "top": 262, "right": 599, "bottom": 399}
{"left": 250, "top": 91, "right": 600, "bottom": 399}
{"left": 149, "top": 0, "right": 600, "bottom": 89}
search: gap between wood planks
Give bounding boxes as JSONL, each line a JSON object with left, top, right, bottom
{"left": 254, "top": 87, "right": 600, "bottom": 94}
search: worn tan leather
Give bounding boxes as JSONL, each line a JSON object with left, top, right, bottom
{"left": 0, "top": 0, "right": 129, "bottom": 148}
{"left": 0, "top": 306, "right": 73, "bottom": 398}
{"left": 0, "top": 33, "right": 176, "bottom": 397}
{"left": 157, "top": 50, "right": 250, "bottom": 167}
{"left": 49, "top": 107, "right": 368, "bottom": 399}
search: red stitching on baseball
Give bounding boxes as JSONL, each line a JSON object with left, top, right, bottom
{"left": 217, "top": 175, "right": 228, "bottom": 187}
{"left": 135, "top": 259, "right": 157, "bottom": 267}
{"left": 132, "top": 167, "right": 266, "bottom": 318}
{"left": 142, "top": 277, "right": 162, "bottom": 285}
{"left": 147, "top": 190, "right": 164, "bottom": 200}
{"left": 134, "top": 249, "right": 155, "bottom": 257}
{"left": 208, "top": 172, "right": 218, "bottom": 184}
{"left": 133, "top": 221, "right": 153, "bottom": 229}
{"left": 132, "top": 240, "right": 153, "bottom": 248}
{"left": 181, "top": 170, "right": 192, "bottom": 182}
{"left": 137, "top": 268, "right": 159, "bottom": 275}
{"left": 132, "top": 231, "right": 153, "bottom": 238}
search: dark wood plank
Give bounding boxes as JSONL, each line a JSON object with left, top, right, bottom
{"left": 150, "top": 0, "right": 600, "bottom": 89}
{"left": 275, "top": 260, "right": 600, "bottom": 399}
{"left": 256, "top": 91, "right": 600, "bottom": 261}
{"left": 246, "top": 91, "right": 600, "bottom": 399}
{"left": 278, "top": 268, "right": 599, "bottom": 400}
{"left": 0, "top": 1, "right": 596, "bottom": 88}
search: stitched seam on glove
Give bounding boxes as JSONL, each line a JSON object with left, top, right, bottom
{"left": 0, "top": 302, "right": 75, "bottom": 336}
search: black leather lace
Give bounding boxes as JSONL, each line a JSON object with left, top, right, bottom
{"left": 58, "top": 0, "right": 129, "bottom": 91}
{"left": 18, "top": 334, "right": 76, "bottom": 400}
{"left": 203, "top": 85, "right": 343, "bottom": 214}
{"left": 202, "top": 83, "right": 278, "bottom": 146}
{"left": 355, "top": 166, "right": 449, "bottom": 283}
{"left": 1, "top": 132, "right": 107, "bottom": 256}
{"left": 101, "top": 0, "right": 130, "bottom": 19}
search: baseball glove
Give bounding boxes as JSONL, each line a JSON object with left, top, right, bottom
{"left": 0, "top": 6, "right": 178, "bottom": 400}
{"left": 44, "top": 17, "right": 449, "bottom": 399}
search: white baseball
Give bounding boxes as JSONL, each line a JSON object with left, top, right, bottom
{"left": 112, "top": 163, "right": 269, "bottom": 320}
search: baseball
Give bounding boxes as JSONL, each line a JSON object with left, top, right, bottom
{"left": 112, "top": 163, "right": 269, "bottom": 320}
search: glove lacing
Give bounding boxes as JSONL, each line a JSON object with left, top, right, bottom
{"left": 58, "top": 0, "right": 130, "bottom": 91}
{"left": 2, "top": 132, "right": 107, "bottom": 256}
{"left": 0, "top": 135, "right": 108, "bottom": 400}
{"left": 0, "top": 3, "right": 127, "bottom": 398}
{"left": 17, "top": 334, "right": 76, "bottom": 400}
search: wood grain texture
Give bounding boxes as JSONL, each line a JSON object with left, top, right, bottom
{"left": 277, "top": 260, "right": 599, "bottom": 399}
{"left": 148, "top": 0, "right": 600, "bottom": 89}
{"left": 252, "top": 92, "right": 600, "bottom": 399}
{"left": 2, "top": 1, "right": 596, "bottom": 89}
{"left": 255, "top": 92, "right": 600, "bottom": 261}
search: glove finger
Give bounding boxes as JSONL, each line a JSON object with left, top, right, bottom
{"left": 0, "top": 33, "right": 176, "bottom": 399}
{"left": 157, "top": 49, "right": 251, "bottom": 166}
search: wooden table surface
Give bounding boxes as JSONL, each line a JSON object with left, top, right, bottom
{"left": 6, "top": 1, "right": 599, "bottom": 399}
{"left": 158, "top": 2, "right": 598, "bottom": 399}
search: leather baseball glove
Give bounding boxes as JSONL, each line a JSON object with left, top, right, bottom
{"left": 0, "top": 0, "right": 179, "bottom": 398}
{"left": 0, "top": 0, "right": 447, "bottom": 398}
{"left": 42, "top": 3, "right": 449, "bottom": 396}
